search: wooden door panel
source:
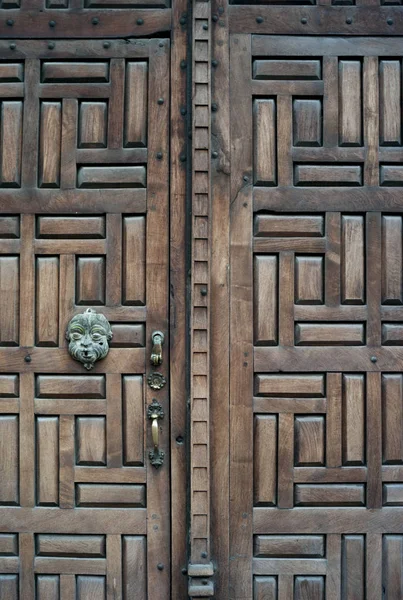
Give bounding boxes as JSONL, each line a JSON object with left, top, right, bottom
{"left": 230, "top": 34, "right": 403, "bottom": 598}
{"left": 0, "top": 39, "right": 170, "bottom": 599}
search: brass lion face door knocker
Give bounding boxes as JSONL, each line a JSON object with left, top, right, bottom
{"left": 66, "top": 308, "right": 112, "bottom": 370}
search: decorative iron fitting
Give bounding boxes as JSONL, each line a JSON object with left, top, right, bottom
{"left": 147, "top": 372, "right": 167, "bottom": 390}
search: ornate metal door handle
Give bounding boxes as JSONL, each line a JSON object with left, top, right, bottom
{"left": 150, "top": 330, "right": 165, "bottom": 366}
{"left": 147, "top": 399, "right": 165, "bottom": 468}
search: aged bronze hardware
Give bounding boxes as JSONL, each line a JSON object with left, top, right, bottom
{"left": 151, "top": 330, "right": 165, "bottom": 366}
{"left": 66, "top": 308, "right": 112, "bottom": 370}
{"left": 147, "top": 399, "right": 165, "bottom": 468}
{"left": 147, "top": 372, "right": 167, "bottom": 390}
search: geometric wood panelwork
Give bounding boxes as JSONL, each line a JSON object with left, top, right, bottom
{"left": 0, "top": 534, "right": 147, "bottom": 599}
{"left": 230, "top": 34, "right": 403, "bottom": 599}
{"left": 0, "top": 39, "right": 171, "bottom": 599}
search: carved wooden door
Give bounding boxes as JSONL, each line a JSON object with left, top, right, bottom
{"left": 0, "top": 39, "right": 171, "bottom": 599}
{"left": 229, "top": 34, "right": 403, "bottom": 599}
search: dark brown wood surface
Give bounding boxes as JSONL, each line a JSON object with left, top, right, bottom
{"left": 0, "top": 0, "right": 402, "bottom": 597}
{"left": 0, "top": 39, "right": 175, "bottom": 599}
{"left": 229, "top": 31, "right": 403, "bottom": 600}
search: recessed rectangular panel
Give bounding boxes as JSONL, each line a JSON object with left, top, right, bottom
{"left": 36, "top": 416, "right": 59, "bottom": 506}
{"left": 254, "top": 256, "right": 277, "bottom": 345}
{"left": 123, "top": 536, "right": 147, "bottom": 600}
{"left": 380, "top": 60, "right": 401, "bottom": 146}
{"left": 76, "top": 417, "right": 106, "bottom": 466}
{"left": 76, "top": 576, "right": 106, "bottom": 600}
{"left": 36, "top": 575, "right": 59, "bottom": 600}
{"left": 254, "top": 215, "right": 324, "bottom": 238}
{"left": 383, "top": 484, "right": 403, "bottom": 505}
{"left": 255, "top": 374, "right": 324, "bottom": 397}
{"left": 380, "top": 165, "right": 403, "bottom": 186}
{"left": 295, "top": 323, "right": 365, "bottom": 345}
{"left": 254, "top": 535, "right": 324, "bottom": 558}
{"left": 341, "top": 535, "right": 365, "bottom": 600}
{"left": 47, "top": 0, "right": 68, "bottom": 6}
{"left": 36, "top": 534, "right": 106, "bottom": 557}
{"left": 41, "top": 62, "right": 109, "bottom": 83}
{"left": 295, "top": 416, "right": 324, "bottom": 466}
{"left": 0, "top": 64, "right": 23, "bottom": 82}
{"left": 0, "top": 415, "right": 18, "bottom": 505}
{"left": 79, "top": 102, "right": 107, "bottom": 148}
{"left": 293, "top": 99, "right": 322, "bottom": 147}
{"left": 77, "top": 166, "right": 146, "bottom": 188}
{"left": 339, "top": 60, "right": 362, "bottom": 146}
{"left": 295, "top": 577, "right": 324, "bottom": 600}
{"left": 36, "top": 375, "right": 106, "bottom": 398}
{"left": 294, "top": 165, "right": 362, "bottom": 186}
{"left": 253, "top": 60, "right": 321, "bottom": 80}
{"left": 254, "top": 415, "right": 277, "bottom": 506}
{"left": 0, "top": 256, "right": 19, "bottom": 346}
{"left": 295, "top": 256, "right": 323, "bottom": 305}
{"left": 383, "top": 535, "right": 403, "bottom": 598}
{"left": 0, "top": 575, "right": 18, "bottom": 600}
{"left": 110, "top": 324, "right": 145, "bottom": 347}
{"left": 123, "top": 376, "right": 144, "bottom": 466}
{"left": 382, "top": 323, "right": 403, "bottom": 345}
{"left": 382, "top": 216, "right": 402, "bottom": 304}
{"left": 254, "top": 577, "right": 277, "bottom": 600}
{"left": 39, "top": 102, "right": 62, "bottom": 188}
{"left": 0, "top": 216, "right": 19, "bottom": 238}
{"left": 294, "top": 484, "right": 365, "bottom": 506}
{"left": 86, "top": 0, "right": 169, "bottom": 6}
{"left": 0, "top": 0, "right": 20, "bottom": 6}
{"left": 342, "top": 374, "right": 365, "bottom": 465}
{"left": 0, "top": 375, "right": 18, "bottom": 398}
{"left": 123, "top": 216, "right": 146, "bottom": 305}
{"left": 37, "top": 216, "right": 106, "bottom": 239}
{"left": 76, "top": 256, "right": 105, "bottom": 305}
{"left": 382, "top": 374, "right": 403, "bottom": 464}
{"left": 194, "top": 128, "right": 208, "bottom": 150}
{"left": 36, "top": 257, "right": 59, "bottom": 347}
{"left": 125, "top": 62, "right": 148, "bottom": 148}
{"left": 76, "top": 484, "right": 145, "bottom": 507}
{"left": 1, "top": 102, "right": 23, "bottom": 187}
{"left": 253, "top": 99, "right": 276, "bottom": 186}
{"left": 341, "top": 215, "right": 365, "bottom": 304}
{"left": 0, "top": 534, "right": 18, "bottom": 556}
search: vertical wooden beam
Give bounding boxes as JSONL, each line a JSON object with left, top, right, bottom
{"left": 364, "top": 56, "right": 379, "bottom": 187}
{"left": 367, "top": 372, "right": 382, "bottom": 509}
{"left": 21, "top": 60, "right": 39, "bottom": 189}
{"left": 170, "top": 0, "right": 188, "bottom": 595}
{"left": 326, "top": 534, "right": 341, "bottom": 600}
{"left": 106, "top": 535, "right": 122, "bottom": 600}
{"left": 146, "top": 38, "right": 171, "bottom": 600}
{"left": 229, "top": 33, "right": 253, "bottom": 600}
{"left": 19, "top": 373, "right": 35, "bottom": 507}
{"left": 19, "top": 533, "right": 35, "bottom": 600}
{"left": 211, "top": 0, "right": 230, "bottom": 595}
{"left": 367, "top": 534, "right": 382, "bottom": 600}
